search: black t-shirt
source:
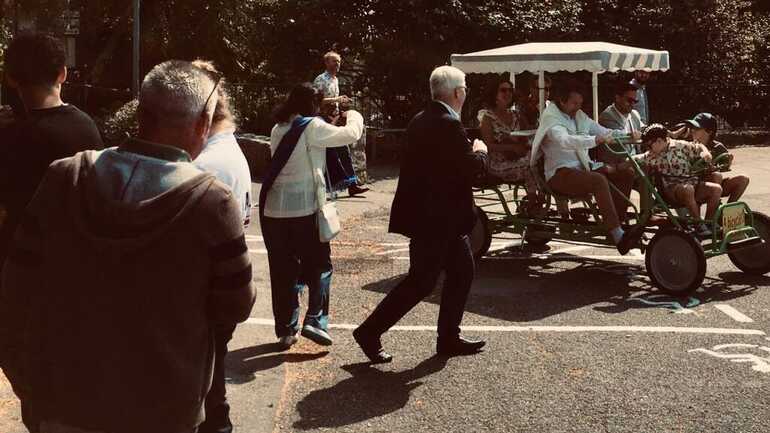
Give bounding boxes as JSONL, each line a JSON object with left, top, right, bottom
{"left": 0, "top": 104, "right": 104, "bottom": 262}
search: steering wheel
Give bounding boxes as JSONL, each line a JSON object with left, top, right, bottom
{"left": 691, "top": 152, "right": 732, "bottom": 176}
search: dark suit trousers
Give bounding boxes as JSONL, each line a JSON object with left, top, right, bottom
{"left": 199, "top": 323, "right": 237, "bottom": 433}
{"left": 358, "top": 235, "right": 474, "bottom": 340}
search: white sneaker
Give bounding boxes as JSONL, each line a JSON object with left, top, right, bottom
{"left": 301, "top": 325, "right": 333, "bottom": 346}
{"left": 278, "top": 335, "right": 298, "bottom": 350}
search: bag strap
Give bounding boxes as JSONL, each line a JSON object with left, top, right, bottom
{"left": 258, "top": 116, "right": 314, "bottom": 216}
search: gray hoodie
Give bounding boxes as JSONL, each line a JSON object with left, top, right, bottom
{"left": 0, "top": 138, "right": 256, "bottom": 433}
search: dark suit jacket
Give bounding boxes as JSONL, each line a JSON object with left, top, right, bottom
{"left": 389, "top": 101, "right": 488, "bottom": 239}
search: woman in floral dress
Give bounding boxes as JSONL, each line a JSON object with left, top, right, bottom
{"left": 477, "top": 78, "right": 542, "bottom": 214}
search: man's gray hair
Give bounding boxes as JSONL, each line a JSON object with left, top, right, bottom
{"left": 139, "top": 60, "right": 217, "bottom": 128}
{"left": 429, "top": 65, "right": 465, "bottom": 99}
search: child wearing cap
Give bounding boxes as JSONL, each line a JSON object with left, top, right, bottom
{"left": 679, "top": 113, "right": 750, "bottom": 203}
{"left": 627, "top": 124, "right": 722, "bottom": 236}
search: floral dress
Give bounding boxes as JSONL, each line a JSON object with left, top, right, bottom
{"left": 477, "top": 108, "right": 538, "bottom": 195}
{"left": 633, "top": 139, "right": 707, "bottom": 188}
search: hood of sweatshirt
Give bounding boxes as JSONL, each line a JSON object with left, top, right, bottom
{"left": 64, "top": 138, "right": 216, "bottom": 253}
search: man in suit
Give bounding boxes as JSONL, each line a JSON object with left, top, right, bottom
{"left": 597, "top": 80, "right": 645, "bottom": 165}
{"left": 353, "top": 66, "right": 488, "bottom": 363}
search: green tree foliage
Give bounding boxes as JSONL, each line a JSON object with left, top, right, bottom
{"left": 9, "top": 0, "right": 770, "bottom": 131}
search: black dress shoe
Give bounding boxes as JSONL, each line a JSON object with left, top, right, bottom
{"left": 348, "top": 185, "right": 370, "bottom": 196}
{"left": 616, "top": 225, "right": 644, "bottom": 255}
{"left": 353, "top": 328, "right": 393, "bottom": 363}
{"left": 436, "top": 336, "right": 486, "bottom": 356}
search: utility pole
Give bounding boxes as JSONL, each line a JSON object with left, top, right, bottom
{"left": 132, "top": 0, "right": 140, "bottom": 97}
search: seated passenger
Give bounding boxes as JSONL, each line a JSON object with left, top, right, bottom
{"left": 630, "top": 124, "right": 722, "bottom": 236}
{"left": 530, "top": 79, "right": 641, "bottom": 255}
{"left": 519, "top": 75, "right": 551, "bottom": 130}
{"left": 598, "top": 80, "right": 645, "bottom": 164}
{"left": 680, "top": 112, "right": 749, "bottom": 202}
{"left": 477, "top": 78, "right": 541, "bottom": 214}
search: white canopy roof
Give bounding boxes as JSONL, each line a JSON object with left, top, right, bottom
{"left": 451, "top": 42, "right": 670, "bottom": 74}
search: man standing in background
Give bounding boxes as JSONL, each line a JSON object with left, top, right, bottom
{"left": 313, "top": 51, "right": 369, "bottom": 196}
{"left": 631, "top": 70, "right": 651, "bottom": 125}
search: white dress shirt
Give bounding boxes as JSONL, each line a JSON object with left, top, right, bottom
{"left": 435, "top": 100, "right": 461, "bottom": 120}
{"left": 195, "top": 130, "right": 253, "bottom": 226}
{"left": 542, "top": 110, "right": 612, "bottom": 180}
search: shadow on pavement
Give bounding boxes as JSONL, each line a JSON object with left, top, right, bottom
{"left": 292, "top": 356, "right": 447, "bottom": 430}
{"left": 364, "top": 248, "right": 766, "bottom": 322}
{"left": 698, "top": 271, "right": 770, "bottom": 301}
{"left": 362, "top": 251, "right": 641, "bottom": 322}
{"left": 226, "top": 343, "right": 328, "bottom": 384}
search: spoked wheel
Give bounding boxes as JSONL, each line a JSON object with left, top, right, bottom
{"left": 470, "top": 206, "right": 492, "bottom": 261}
{"left": 645, "top": 229, "right": 706, "bottom": 297}
{"left": 728, "top": 211, "right": 770, "bottom": 275}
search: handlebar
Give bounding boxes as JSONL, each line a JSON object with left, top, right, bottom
{"left": 690, "top": 152, "right": 732, "bottom": 175}
{"left": 601, "top": 133, "right": 640, "bottom": 157}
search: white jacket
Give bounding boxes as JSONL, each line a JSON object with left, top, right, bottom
{"left": 264, "top": 111, "right": 364, "bottom": 218}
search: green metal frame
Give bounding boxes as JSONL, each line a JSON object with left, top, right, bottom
{"left": 473, "top": 135, "right": 761, "bottom": 257}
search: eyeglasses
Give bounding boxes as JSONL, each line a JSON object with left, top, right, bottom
{"left": 498, "top": 87, "right": 514, "bottom": 93}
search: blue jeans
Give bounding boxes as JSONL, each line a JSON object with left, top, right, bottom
{"left": 262, "top": 215, "right": 332, "bottom": 337}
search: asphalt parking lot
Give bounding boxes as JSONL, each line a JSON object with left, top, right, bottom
{"left": 2, "top": 147, "right": 770, "bottom": 433}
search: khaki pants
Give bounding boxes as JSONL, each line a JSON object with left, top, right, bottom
{"left": 547, "top": 166, "right": 634, "bottom": 230}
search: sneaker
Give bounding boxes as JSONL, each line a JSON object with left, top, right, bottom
{"left": 301, "top": 324, "right": 333, "bottom": 346}
{"left": 278, "top": 335, "right": 298, "bottom": 350}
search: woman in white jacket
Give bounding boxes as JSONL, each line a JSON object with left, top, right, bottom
{"left": 262, "top": 83, "right": 364, "bottom": 348}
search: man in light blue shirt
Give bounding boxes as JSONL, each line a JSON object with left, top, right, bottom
{"left": 630, "top": 70, "right": 650, "bottom": 125}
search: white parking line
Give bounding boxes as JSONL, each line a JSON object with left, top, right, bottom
{"left": 472, "top": 255, "right": 645, "bottom": 261}
{"left": 375, "top": 248, "right": 410, "bottom": 256}
{"left": 550, "top": 245, "right": 594, "bottom": 255}
{"left": 713, "top": 304, "right": 755, "bottom": 323}
{"left": 244, "top": 318, "right": 765, "bottom": 336}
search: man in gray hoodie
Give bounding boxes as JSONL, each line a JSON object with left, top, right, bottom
{"left": 0, "top": 60, "right": 256, "bottom": 433}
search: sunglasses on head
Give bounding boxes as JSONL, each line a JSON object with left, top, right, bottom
{"left": 200, "top": 73, "right": 222, "bottom": 119}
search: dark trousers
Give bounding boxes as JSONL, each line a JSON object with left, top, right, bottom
{"left": 326, "top": 146, "right": 358, "bottom": 191}
{"left": 199, "top": 324, "right": 236, "bottom": 433}
{"left": 262, "top": 215, "right": 332, "bottom": 337}
{"left": 358, "top": 235, "right": 474, "bottom": 340}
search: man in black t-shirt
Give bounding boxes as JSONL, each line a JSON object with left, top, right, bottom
{"left": 0, "top": 33, "right": 103, "bottom": 272}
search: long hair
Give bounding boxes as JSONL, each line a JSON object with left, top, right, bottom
{"left": 273, "top": 83, "right": 320, "bottom": 123}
